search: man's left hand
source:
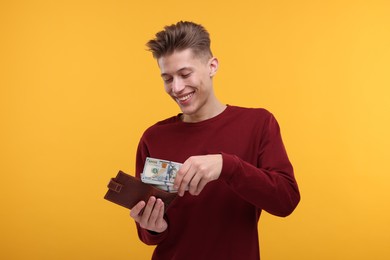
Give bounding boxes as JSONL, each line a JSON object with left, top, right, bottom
{"left": 174, "top": 154, "right": 223, "bottom": 196}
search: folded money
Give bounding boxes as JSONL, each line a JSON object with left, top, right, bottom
{"left": 152, "top": 184, "right": 189, "bottom": 193}
{"left": 153, "top": 184, "right": 179, "bottom": 193}
{"left": 141, "top": 157, "right": 182, "bottom": 186}
{"left": 141, "top": 157, "right": 192, "bottom": 193}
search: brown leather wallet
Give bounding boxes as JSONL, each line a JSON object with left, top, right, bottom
{"left": 104, "top": 170, "right": 177, "bottom": 211}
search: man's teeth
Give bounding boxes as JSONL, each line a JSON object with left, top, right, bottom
{"left": 178, "top": 93, "right": 193, "bottom": 101}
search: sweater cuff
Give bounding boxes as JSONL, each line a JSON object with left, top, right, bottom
{"left": 137, "top": 223, "right": 168, "bottom": 245}
{"left": 145, "top": 229, "right": 167, "bottom": 243}
{"left": 220, "top": 152, "right": 240, "bottom": 183}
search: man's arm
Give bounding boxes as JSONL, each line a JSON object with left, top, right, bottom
{"left": 174, "top": 113, "right": 300, "bottom": 217}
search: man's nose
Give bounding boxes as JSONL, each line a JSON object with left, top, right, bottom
{"left": 171, "top": 78, "right": 185, "bottom": 94}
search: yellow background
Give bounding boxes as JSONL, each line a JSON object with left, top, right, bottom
{"left": 1, "top": 0, "right": 389, "bottom": 259}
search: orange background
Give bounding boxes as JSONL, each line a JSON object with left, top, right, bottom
{"left": 1, "top": 0, "right": 389, "bottom": 259}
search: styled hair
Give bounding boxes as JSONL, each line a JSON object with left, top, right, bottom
{"left": 146, "top": 21, "right": 213, "bottom": 60}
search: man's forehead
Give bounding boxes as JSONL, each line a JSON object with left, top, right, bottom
{"left": 158, "top": 50, "right": 201, "bottom": 75}
{"left": 160, "top": 67, "right": 193, "bottom": 76}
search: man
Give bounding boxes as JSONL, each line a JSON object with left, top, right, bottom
{"left": 130, "top": 21, "right": 300, "bottom": 259}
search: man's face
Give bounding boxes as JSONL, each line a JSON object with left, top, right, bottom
{"left": 158, "top": 49, "right": 218, "bottom": 120}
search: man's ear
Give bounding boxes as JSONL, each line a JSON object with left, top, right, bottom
{"left": 209, "top": 57, "right": 219, "bottom": 77}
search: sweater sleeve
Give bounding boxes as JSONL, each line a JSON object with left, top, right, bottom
{"left": 133, "top": 137, "right": 169, "bottom": 245}
{"left": 219, "top": 113, "right": 300, "bottom": 217}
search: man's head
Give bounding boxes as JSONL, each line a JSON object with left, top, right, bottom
{"left": 146, "top": 21, "right": 213, "bottom": 62}
{"left": 146, "top": 21, "right": 222, "bottom": 123}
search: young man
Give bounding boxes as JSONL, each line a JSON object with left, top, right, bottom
{"left": 130, "top": 21, "right": 300, "bottom": 259}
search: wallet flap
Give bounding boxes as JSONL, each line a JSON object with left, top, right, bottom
{"left": 104, "top": 170, "right": 177, "bottom": 212}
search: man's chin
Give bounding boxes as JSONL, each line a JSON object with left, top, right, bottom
{"left": 179, "top": 107, "right": 195, "bottom": 116}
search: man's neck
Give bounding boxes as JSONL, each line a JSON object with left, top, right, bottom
{"left": 182, "top": 101, "right": 227, "bottom": 123}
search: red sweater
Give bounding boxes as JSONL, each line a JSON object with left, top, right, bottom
{"left": 135, "top": 105, "right": 300, "bottom": 260}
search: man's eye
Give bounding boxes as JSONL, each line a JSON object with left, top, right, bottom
{"left": 163, "top": 78, "right": 173, "bottom": 83}
{"left": 182, "top": 73, "right": 191, "bottom": 78}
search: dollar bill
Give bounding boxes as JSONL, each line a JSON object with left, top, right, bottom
{"left": 153, "top": 184, "right": 179, "bottom": 193}
{"left": 141, "top": 157, "right": 182, "bottom": 186}
{"left": 153, "top": 184, "right": 189, "bottom": 193}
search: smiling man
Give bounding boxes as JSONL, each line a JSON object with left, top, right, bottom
{"left": 130, "top": 21, "right": 300, "bottom": 260}
{"left": 159, "top": 48, "right": 223, "bottom": 123}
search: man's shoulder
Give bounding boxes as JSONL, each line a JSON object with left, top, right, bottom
{"left": 143, "top": 115, "right": 180, "bottom": 135}
{"left": 227, "top": 106, "right": 279, "bottom": 135}
{"left": 154, "top": 115, "right": 179, "bottom": 126}
{"left": 228, "top": 105, "right": 273, "bottom": 119}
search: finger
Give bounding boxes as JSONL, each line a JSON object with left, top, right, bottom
{"left": 156, "top": 199, "right": 166, "bottom": 229}
{"left": 188, "top": 170, "right": 202, "bottom": 195}
{"left": 148, "top": 198, "right": 163, "bottom": 224}
{"left": 174, "top": 160, "right": 191, "bottom": 189}
{"left": 194, "top": 178, "right": 209, "bottom": 196}
{"left": 139, "top": 196, "right": 156, "bottom": 227}
{"left": 178, "top": 165, "right": 196, "bottom": 196}
{"left": 130, "top": 200, "right": 146, "bottom": 220}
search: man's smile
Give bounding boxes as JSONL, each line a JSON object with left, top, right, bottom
{"left": 175, "top": 91, "right": 195, "bottom": 104}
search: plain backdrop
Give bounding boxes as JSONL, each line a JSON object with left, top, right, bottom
{"left": 1, "top": 0, "right": 389, "bottom": 259}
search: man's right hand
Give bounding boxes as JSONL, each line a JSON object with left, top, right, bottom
{"left": 130, "top": 196, "right": 168, "bottom": 233}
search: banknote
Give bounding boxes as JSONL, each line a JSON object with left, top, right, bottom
{"left": 141, "top": 157, "right": 182, "bottom": 186}
{"left": 153, "top": 184, "right": 189, "bottom": 193}
{"left": 153, "top": 184, "right": 179, "bottom": 193}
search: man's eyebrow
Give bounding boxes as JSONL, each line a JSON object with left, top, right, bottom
{"left": 161, "top": 67, "right": 193, "bottom": 77}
